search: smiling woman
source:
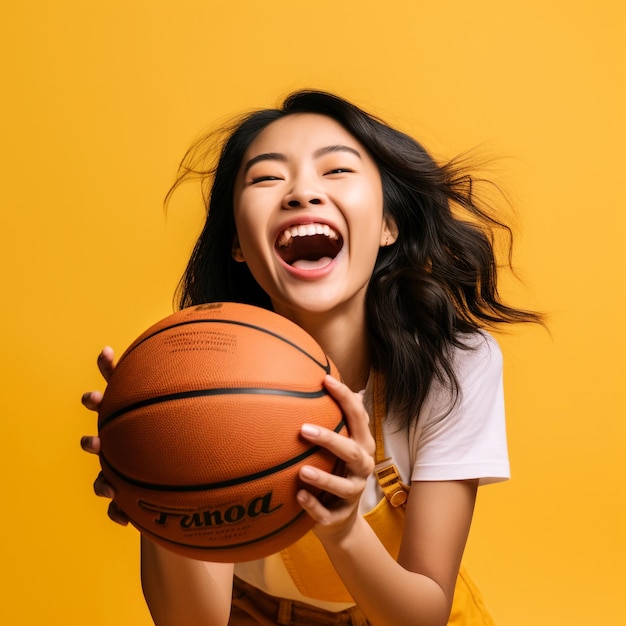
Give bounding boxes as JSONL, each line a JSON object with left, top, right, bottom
{"left": 245, "top": 143, "right": 366, "bottom": 271}
{"left": 231, "top": 113, "right": 391, "bottom": 320}
{"left": 82, "top": 89, "right": 542, "bottom": 626}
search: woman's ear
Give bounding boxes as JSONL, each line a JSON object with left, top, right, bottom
{"left": 232, "top": 235, "right": 245, "bottom": 262}
{"left": 380, "top": 217, "right": 399, "bottom": 247}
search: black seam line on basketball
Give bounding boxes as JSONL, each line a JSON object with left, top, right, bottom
{"left": 99, "top": 387, "right": 331, "bottom": 430}
{"left": 131, "top": 507, "right": 310, "bottom": 553}
{"left": 117, "top": 317, "right": 331, "bottom": 374}
{"left": 99, "top": 417, "right": 346, "bottom": 492}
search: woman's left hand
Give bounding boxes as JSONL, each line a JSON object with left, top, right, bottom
{"left": 297, "top": 375, "right": 376, "bottom": 541}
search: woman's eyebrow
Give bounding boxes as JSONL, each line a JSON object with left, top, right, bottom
{"left": 243, "top": 152, "right": 287, "bottom": 173}
{"left": 314, "top": 145, "right": 362, "bottom": 159}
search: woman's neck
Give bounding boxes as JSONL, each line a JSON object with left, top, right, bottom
{"left": 316, "top": 322, "right": 370, "bottom": 392}
{"left": 274, "top": 304, "right": 370, "bottom": 392}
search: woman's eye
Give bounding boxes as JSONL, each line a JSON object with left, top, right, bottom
{"left": 250, "top": 175, "right": 282, "bottom": 185}
{"left": 325, "top": 168, "right": 354, "bottom": 175}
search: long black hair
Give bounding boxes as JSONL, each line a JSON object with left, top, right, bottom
{"left": 168, "top": 90, "right": 542, "bottom": 429}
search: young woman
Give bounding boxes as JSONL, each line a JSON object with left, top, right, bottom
{"left": 81, "top": 90, "right": 540, "bottom": 626}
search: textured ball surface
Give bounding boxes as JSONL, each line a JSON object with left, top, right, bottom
{"left": 97, "top": 302, "right": 346, "bottom": 562}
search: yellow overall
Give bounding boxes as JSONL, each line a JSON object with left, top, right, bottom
{"left": 279, "top": 374, "right": 495, "bottom": 625}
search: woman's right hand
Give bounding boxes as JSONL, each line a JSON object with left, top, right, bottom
{"left": 80, "top": 346, "right": 129, "bottom": 526}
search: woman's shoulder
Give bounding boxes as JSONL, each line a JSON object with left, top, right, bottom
{"left": 450, "top": 330, "right": 503, "bottom": 379}
{"left": 408, "top": 330, "right": 510, "bottom": 484}
{"left": 419, "top": 330, "right": 504, "bottom": 426}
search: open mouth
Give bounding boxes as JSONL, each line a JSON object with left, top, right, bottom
{"left": 275, "top": 223, "right": 343, "bottom": 270}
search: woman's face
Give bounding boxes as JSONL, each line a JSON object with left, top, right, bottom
{"left": 232, "top": 113, "right": 397, "bottom": 323}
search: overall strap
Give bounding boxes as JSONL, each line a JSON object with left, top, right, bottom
{"left": 371, "top": 371, "right": 410, "bottom": 508}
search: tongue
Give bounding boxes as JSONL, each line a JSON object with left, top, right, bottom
{"left": 292, "top": 257, "right": 333, "bottom": 270}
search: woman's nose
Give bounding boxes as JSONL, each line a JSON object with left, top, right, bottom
{"left": 282, "top": 188, "right": 326, "bottom": 209}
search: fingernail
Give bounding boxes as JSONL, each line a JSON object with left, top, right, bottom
{"left": 301, "top": 424, "right": 320, "bottom": 437}
{"left": 300, "top": 466, "right": 318, "bottom": 480}
{"left": 324, "top": 375, "right": 340, "bottom": 387}
{"left": 98, "top": 347, "right": 113, "bottom": 361}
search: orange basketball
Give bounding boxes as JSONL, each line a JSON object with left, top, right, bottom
{"left": 97, "top": 302, "right": 346, "bottom": 562}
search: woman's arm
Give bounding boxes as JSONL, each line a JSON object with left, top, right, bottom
{"left": 320, "top": 480, "right": 477, "bottom": 626}
{"left": 298, "top": 376, "right": 478, "bottom": 626}
{"left": 141, "top": 537, "right": 233, "bottom": 626}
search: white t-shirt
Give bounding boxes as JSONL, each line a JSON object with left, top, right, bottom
{"left": 234, "top": 331, "right": 509, "bottom": 610}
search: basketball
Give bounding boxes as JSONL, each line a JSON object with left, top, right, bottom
{"left": 97, "top": 302, "right": 346, "bottom": 562}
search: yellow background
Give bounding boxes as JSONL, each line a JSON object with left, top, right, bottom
{"left": 1, "top": 1, "right": 624, "bottom": 624}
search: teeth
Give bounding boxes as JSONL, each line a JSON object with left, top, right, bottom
{"left": 277, "top": 223, "right": 339, "bottom": 248}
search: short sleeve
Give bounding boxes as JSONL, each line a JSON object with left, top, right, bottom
{"left": 410, "top": 332, "right": 510, "bottom": 485}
